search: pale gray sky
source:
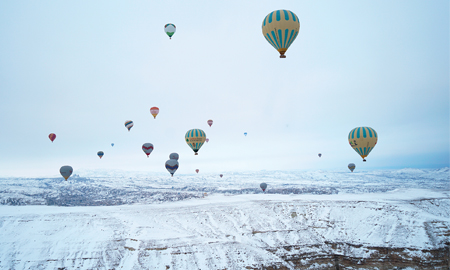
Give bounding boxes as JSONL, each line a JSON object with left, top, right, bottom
{"left": 0, "top": 0, "right": 448, "bottom": 177}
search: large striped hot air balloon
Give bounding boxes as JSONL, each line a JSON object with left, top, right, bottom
{"left": 348, "top": 127, "right": 378, "bottom": 162}
{"left": 164, "top": 24, "right": 176, "bottom": 39}
{"left": 185, "top": 129, "right": 206, "bottom": 155}
{"left": 125, "top": 120, "right": 134, "bottom": 131}
{"left": 262, "top": 9, "right": 300, "bottom": 58}
{"left": 150, "top": 107, "right": 159, "bottom": 119}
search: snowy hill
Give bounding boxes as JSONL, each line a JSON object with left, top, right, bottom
{"left": 0, "top": 168, "right": 449, "bottom": 269}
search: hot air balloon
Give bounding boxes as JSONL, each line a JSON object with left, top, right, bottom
{"left": 262, "top": 10, "right": 300, "bottom": 58}
{"left": 348, "top": 127, "right": 378, "bottom": 161}
{"left": 60, "top": 165, "right": 73, "bottom": 181}
{"left": 205, "top": 138, "right": 209, "bottom": 143}
{"left": 185, "top": 129, "right": 206, "bottom": 155}
{"left": 165, "top": 159, "right": 179, "bottom": 176}
{"left": 260, "top": 183, "right": 267, "bottom": 192}
{"left": 150, "top": 107, "right": 159, "bottom": 119}
{"left": 348, "top": 163, "right": 356, "bottom": 172}
{"left": 244, "top": 132, "right": 248, "bottom": 136}
{"left": 142, "top": 143, "right": 154, "bottom": 157}
{"left": 318, "top": 153, "right": 322, "bottom": 158}
{"left": 97, "top": 151, "right": 104, "bottom": 159}
{"left": 207, "top": 119, "right": 213, "bottom": 127}
{"left": 164, "top": 23, "right": 176, "bottom": 39}
{"left": 111, "top": 143, "right": 114, "bottom": 147}
{"left": 48, "top": 133, "right": 56, "bottom": 142}
{"left": 169, "top": 152, "right": 179, "bottom": 160}
{"left": 220, "top": 174, "right": 223, "bottom": 178}
{"left": 125, "top": 121, "right": 134, "bottom": 131}
{"left": 195, "top": 169, "right": 199, "bottom": 173}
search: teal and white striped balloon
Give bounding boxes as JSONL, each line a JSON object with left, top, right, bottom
{"left": 185, "top": 129, "right": 206, "bottom": 155}
{"left": 348, "top": 127, "right": 378, "bottom": 161}
{"left": 262, "top": 10, "right": 300, "bottom": 58}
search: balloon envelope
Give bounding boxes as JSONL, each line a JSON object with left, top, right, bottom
{"left": 150, "top": 107, "right": 159, "bottom": 119}
{"left": 195, "top": 169, "right": 199, "bottom": 173}
{"left": 207, "top": 119, "right": 213, "bottom": 127}
{"left": 142, "top": 143, "right": 154, "bottom": 157}
{"left": 348, "top": 127, "right": 378, "bottom": 161}
{"left": 220, "top": 174, "right": 223, "bottom": 178}
{"left": 48, "top": 133, "right": 56, "bottom": 142}
{"left": 205, "top": 138, "right": 209, "bottom": 143}
{"left": 185, "top": 129, "right": 206, "bottom": 155}
{"left": 111, "top": 143, "right": 114, "bottom": 147}
{"left": 318, "top": 153, "right": 322, "bottom": 157}
{"left": 262, "top": 10, "right": 300, "bottom": 58}
{"left": 97, "top": 151, "right": 104, "bottom": 159}
{"left": 164, "top": 23, "right": 176, "bottom": 39}
{"left": 169, "top": 152, "right": 179, "bottom": 160}
{"left": 260, "top": 182, "right": 267, "bottom": 192}
{"left": 165, "top": 159, "right": 179, "bottom": 176}
{"left": 125, "top": 120, "right": 134, "bottom": 131}
{"left": 348, "top": 163, "right": 356, "bottom": 172}
{"left": 60, "top": 165, "right": 73, "bottom": 180}
{"left": 244, "top": 132, "right": 247, "bottom": 136}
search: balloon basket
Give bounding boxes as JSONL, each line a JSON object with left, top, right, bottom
{"left": 280, "top": 55, "right": 286, "bottom": 58}
{"left": 195, "top": 153, "right": 198, "bottom": 155}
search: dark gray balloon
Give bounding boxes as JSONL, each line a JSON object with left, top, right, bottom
{"left": 260, "top": 182, "right": 267, "bottom": 192}
{"left": 348, "top": 163, "right": 356, "bottom": 172}
{"left": 169, "top": 152, "right": 179, "bottom": 160}
{"left": 165, "top": 159, "right": 179, "bottom": 176}
{"left": 60, "top": 165, "right": 73, "bottom": 181}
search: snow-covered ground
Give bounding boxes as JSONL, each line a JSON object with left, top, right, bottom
{"left": 0, "top": 168, "right": 449, "bottom": 269}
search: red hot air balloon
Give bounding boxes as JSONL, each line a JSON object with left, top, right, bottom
{"left": 49, "top": 133, "right": 56, "bottom": 142}
{"left": 195, "top": 169, "right": 199, "bottom": 173}
{"left": 150, "top": 107, "right": 159, "bottom": 119}
{"left": 207, "top": 119, "right": 213, "bottom": 127}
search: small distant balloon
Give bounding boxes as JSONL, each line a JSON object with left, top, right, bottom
{"left": 195, "top": 169, "right": 199, "bottom": 173}
{"left": 348, "top": 163, "right": 356, "bottom": 172}
{"left": 207, "top": 119, "right": 213, "bottom": 127}
{"left": 142, "top": 143, "right": 154, "bottom": 158}
{"left": 150, "top": 107, "right": 159, "bottom": 119}
{"left": 49, "top": 133, "right": 56, "bottom": 142}
{"left": 260, "top": 183, "right": 267, "bottom": 192}
{"left": 220, "top": 174, "right": 223, "bottom": 178}
{"left": 164, "top": 23, "right": 176, "bottom": 39}
{"left": 169, "top": 152, "right": 179, "bottom": 160}
{"left": 125, "top": 121, "right": 134, "bottom": 131}
{"left": 244, "top": 132, "right": 248, "bottom": 136}
{"left": 111, "top": 143, "right": 114, "bottom": 147}
{"left": 205, "top": 138, "right": 209, "bottom": 143}
{"left": 165, "top": 159, "right": 179, "bottom": 176}
{"left": 97, "top": 151, "right": 104, "bottom": 159}
{"left": 60, "top": 165, "right": 73, "bottom": 181}
{"left": 318, "top": 153, "right": 322, "bottom": 158}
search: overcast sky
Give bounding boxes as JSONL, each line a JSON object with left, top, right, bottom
{"left": 0, "top": 1, "right": 448, "bottom": 177}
